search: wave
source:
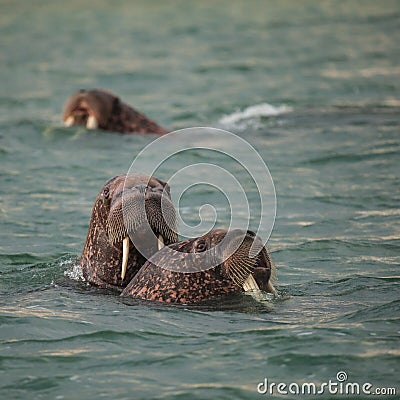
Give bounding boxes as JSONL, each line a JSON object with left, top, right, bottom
{"left": 219, "top": 102, "right": 292, "bottom": 129}
{"left": 281, "top": 275, "right": 400, "bottom": 297}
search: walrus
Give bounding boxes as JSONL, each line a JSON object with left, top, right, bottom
{"left": 63, "top": 89, "right": 168, "bottom": 134}
{"left": 81, "top": 174, "right": 177, "bottom": 290}
{"left": 121, "top": 229, "right": 276, "bottom": 303}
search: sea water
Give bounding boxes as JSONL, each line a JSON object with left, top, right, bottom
{"left": 1, "top": 1, "right": 399, "bottom": 399}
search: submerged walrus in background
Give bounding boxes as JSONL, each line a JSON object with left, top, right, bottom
{"left": 81, "top": 174, "right": 177, "bottom": 290}
{"left": 63, "top": 89, "right": 168, "bottom": 134}
{"left": 121, "top": 229, "right": 276, "bottom": 303}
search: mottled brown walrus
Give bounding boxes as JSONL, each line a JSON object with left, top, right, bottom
{"left": 81, "top": 174, "right": 177, "bottom": 290}
{"left": 121, "top": 229, "right": 276, "bottom": 303}
{"left": 63, "top": 89, "right": 168, "bottom": 134}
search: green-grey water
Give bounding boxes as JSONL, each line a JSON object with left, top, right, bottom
{"left": 1, "top": 1, "right": 399, "bottom": 399}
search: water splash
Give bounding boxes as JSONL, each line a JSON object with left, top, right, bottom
{"left": 63, "top": 259, "right": 85, "bottom": 282}
{"left": 219, "top": 103, "right": 292, "bottom": 129}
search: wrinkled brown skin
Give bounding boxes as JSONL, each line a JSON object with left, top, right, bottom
{"left": 63, "top": 89, "right": 168, "bottom": 134}
{"left": 80, "top": 174, "right": 177, "bottom": 291}
{"left": 121, "top": 229, "right": 275, "bottom": 304}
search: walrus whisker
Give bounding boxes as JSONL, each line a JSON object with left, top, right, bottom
{"left": 227, "top": 259, "right": 256, "bottom": 287}
{"left": 107, "top": 214, "right": 146, "bottom": 244}
{"left": 242, "top": 274, "right": 260, "bottom": 292}
{"left": 228, "top": 267, "right": 250, "bottom": 287}
{"left": 230, "top": 273, "right": 245, "bottom": 287}
{"left": 121, "top": 237, "right": 129, "bottom": 280}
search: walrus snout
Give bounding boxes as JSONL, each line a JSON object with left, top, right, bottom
{"left": 63, "top": 89, "right": 111, "bottom": 129}
{"left": 64, "top": 108, "right": 98, "bottom": 130}
{"left": 219, "top": 229, "right": 276, "bottom": 294}
{"left": 80, "top": 174, "right": 177, "bottom": 290}
{"left": 107, "top": 177, "right": 177, "bottom": 280}
{"left": 106, "top": 186, "right": 176, "bottom": 245}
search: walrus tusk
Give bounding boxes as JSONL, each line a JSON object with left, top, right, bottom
{"left": 121, "top": 237, "right": 129, "bottom": 280}
{"left": 157, "top": 234, "right": 165, "bottom": 251}
{"left": 86, "top": 115, "right": 99, "bottom": 129}
{"left": 242, "top": 274, "right": 260, "bottom": 292}
{"left": 64, "top": 116, "right": 75, "bottom": 127}
{"left": 266, "top": 281, "right": 277, "bottom": 295}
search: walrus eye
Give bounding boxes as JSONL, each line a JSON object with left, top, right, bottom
{"left": 195, "top": 240, "right": 207, "bottom": 252}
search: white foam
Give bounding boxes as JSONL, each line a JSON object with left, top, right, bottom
{"left": 63, "top": 261, "right": 85, "bottom": 282}
{"left": 219, "top": 103, "right": 292, "bottom": 128}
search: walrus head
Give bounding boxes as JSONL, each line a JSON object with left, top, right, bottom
{"left": 63, "top": 89, "right": 116, "bottom": 130}
{"left": 81, "top": 174, "right": 177, "bottom": 290}
{"left": 121, "top": 229, "right": 276, "bottom": 303}
{"left": 63, "top": 89, "right": 168, "bottom": 134}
